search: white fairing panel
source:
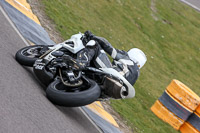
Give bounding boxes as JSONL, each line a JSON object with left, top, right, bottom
{"left": 86, "top": 40, "right": 96, "bottom": 46}
{"left": 100, "top": 68, "right": 135, "bottom": 98}
{"left": 62, "top": 33, "right": 85, "bottom": 54}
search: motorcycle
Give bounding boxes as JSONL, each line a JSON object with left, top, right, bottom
{"left": 15, "top": 33, "right": 135, "bottom": 107}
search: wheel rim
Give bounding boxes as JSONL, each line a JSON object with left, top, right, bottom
{"left": 54, "top": 79, "right": 91, "bottom": 93}
{"left": 21, "top": 46, "right": 43, "bottom": 58}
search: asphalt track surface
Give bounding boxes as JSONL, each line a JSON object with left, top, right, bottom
{"left": 181, "top": 0, "right": 200, "bottom": 11}
{"left": 0, "top": 6, "right": 99, "bottom": 133}
{"left": 184, "top": 0, "right": 200, "bottom": 8}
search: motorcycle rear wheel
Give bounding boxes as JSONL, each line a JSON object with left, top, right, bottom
{"left": 46, "top": 78, "right": 101, "bottom": 107}
{"left": 15, "top": 45, "right": 48, "bottom": 67}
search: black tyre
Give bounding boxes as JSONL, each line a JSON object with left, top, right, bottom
{"left": 46, "top": 78, "right": 101, "bottom": 107}
{"left": 15, "top": 45, "right": 47, "bottom": 67}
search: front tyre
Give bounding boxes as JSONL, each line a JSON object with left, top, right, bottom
{"left": 46, "top": 78, "right": 101, "bottom": 107}
{"left": 15, "top": 45, "right": 48, "bottom": 67}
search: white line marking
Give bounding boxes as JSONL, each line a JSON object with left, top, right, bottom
{"left": 13, "top": 0, "right": 31, "bottom": 12}
{"left": 0, "top": 4, "right": 30, "bottom": 46}
{"left": 180, "top": 0, "right": 200, "bottom": 12}
{"left": 79, "top": 107, "right": 103, "bottom": 133}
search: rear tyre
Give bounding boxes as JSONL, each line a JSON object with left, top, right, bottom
{"left": 15, "top": 45, "right": 48, "bottom": 67}
{"left": 46, "top": 78, "right": 101, "bottom": 107}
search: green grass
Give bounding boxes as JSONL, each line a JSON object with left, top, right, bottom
{"left": 41, "top": 0, "right": 200, "bottom": 132}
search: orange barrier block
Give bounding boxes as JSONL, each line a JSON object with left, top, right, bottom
{"left": 159, "top": 90, "right": 192, "bottom": 121}
{"left": 167, "top": 79, "right": 200, "bottom": 111}
{"left": 151, "top": 100, "right": 184, "bottom": 130}
{"left": 180, "top": 122, "right": 200, "bottom": 133}
{"left": 187, "top": 112, "right": 200, "bottom": 132}
{"left": 196, "top": 105, "right": 200, "bottom": 115}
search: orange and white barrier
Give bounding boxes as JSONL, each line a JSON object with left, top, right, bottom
{"left": 166, "top": 79, "right": 200, "bottom": 111}
{"left": 151, "top": 100, "right": 184, "bottom": 130}
{"left": 180, "top": 122, "right": 199, "bottom": 133}
{"left": 151, "top": 79, "right": 200, "bottom": 132}
{"left": 196, "top": 105, "right": 200, "bottom": 115}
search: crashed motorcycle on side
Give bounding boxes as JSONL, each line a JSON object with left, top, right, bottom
{"left": 15, "top": 33, "right": 135, "bottom": 107}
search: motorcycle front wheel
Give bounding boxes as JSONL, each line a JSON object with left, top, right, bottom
{"left": 15, "top": 45, "right": 49, "bottom": 67}
{"left": 46, "top": 78, "right": 101, "bottom": 107}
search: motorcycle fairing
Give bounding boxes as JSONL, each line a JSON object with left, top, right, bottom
{"left": 43, "top": 33, "right": 86, "bottom": 61}
{"left": 62, "top": 33, "right": 85, "bottom": 54}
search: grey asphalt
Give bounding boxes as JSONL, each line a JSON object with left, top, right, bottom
{"left": 185, "top": 0, "right": 200, "bottom": 8}
{"left": 181, "top": 0, "right": 200, "bottom": 11}
{"left": 0, "top": 6, "right": 99, "bottom": 133}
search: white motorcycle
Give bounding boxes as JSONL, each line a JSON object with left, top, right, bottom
{"left": 15, "top": 33, "right": 135, "bottom": 107}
